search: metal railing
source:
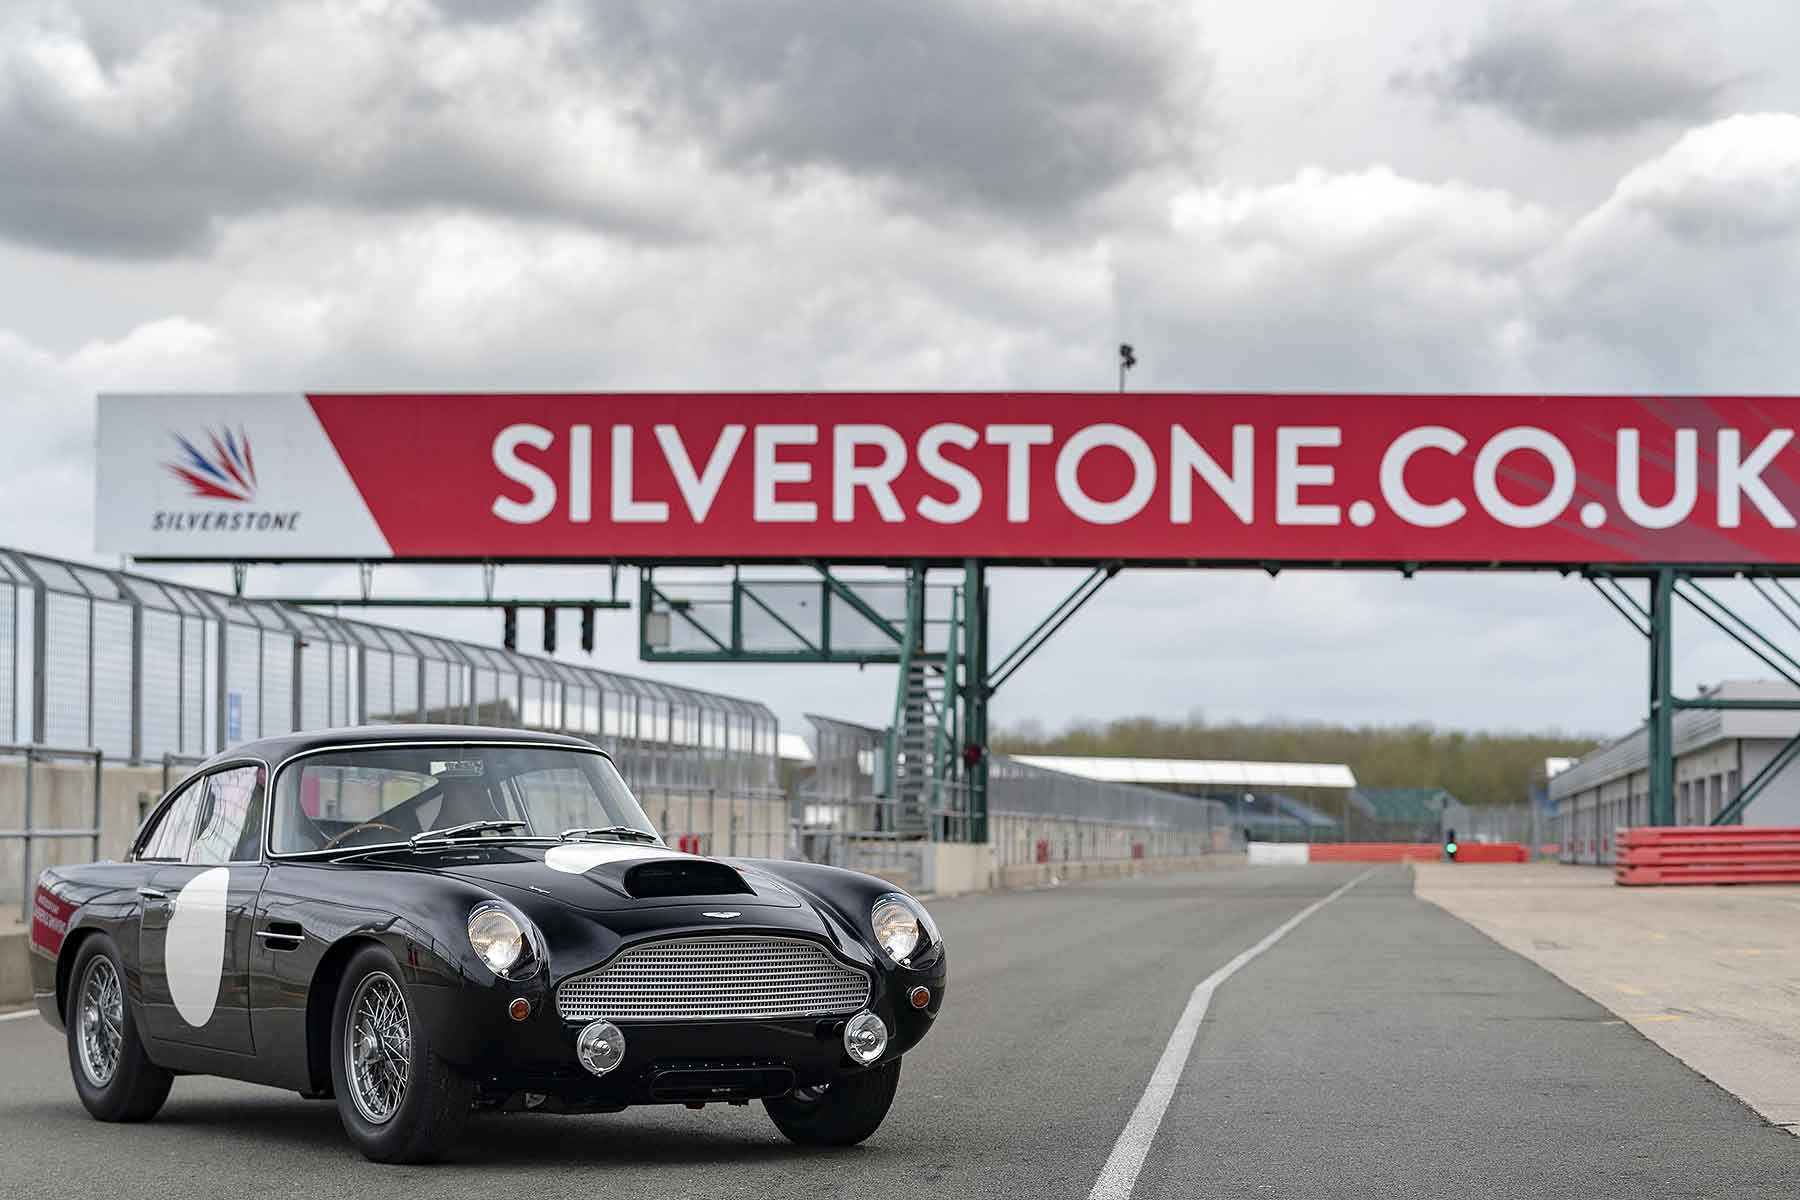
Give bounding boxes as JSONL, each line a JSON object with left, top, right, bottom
{"left": 0, "top": 546, "right": 781, "bottom": 797}
{"left": 1, "top": 743, "right": 104, "bottom": 920}
{"left": 160, "top": 751, "right": 209, "bottom": 795}
{"left": 642, "top": 785, "right": 791, "bottom": 861}
{"left": 788, "top": 796, "right": 948, "bottom": 878}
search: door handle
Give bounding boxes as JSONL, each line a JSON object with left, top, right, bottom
{"left": 137, "top": 886, "right": 168, "bottom": 902}
{"left": 255, "top": 923, "right": 306, "bottom": 949}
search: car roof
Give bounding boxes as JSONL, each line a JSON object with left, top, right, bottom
{"left": 201, "top": 724, "right": 607, "bottom": 771}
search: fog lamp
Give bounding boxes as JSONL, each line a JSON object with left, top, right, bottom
{"left": 577, "top": 1019, "right": 626, "bottom": 1076}
{"left": 843, "top": 1011, "right": 887, "bottom": 1065}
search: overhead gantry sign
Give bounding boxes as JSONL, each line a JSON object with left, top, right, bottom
{"left": 99, "top": 392, "right": 1800, "bottom": 566}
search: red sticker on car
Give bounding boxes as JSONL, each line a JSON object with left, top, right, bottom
{"left": 31, "top": 884, "right": 75, "bottom": 956}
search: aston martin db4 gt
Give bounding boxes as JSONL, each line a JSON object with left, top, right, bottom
{"left": 29, "top": 725, "right": 946, "bottom": 1162}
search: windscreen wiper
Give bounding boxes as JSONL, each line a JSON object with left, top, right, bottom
{"left": 558, "top": 825, "right": 660, "bottom": 844}
{"left": 410, "top": 819, "right": 528, "bottom": 846}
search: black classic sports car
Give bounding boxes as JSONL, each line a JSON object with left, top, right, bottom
{"left": 28, "top": 726, "right": 946, "bottom": 1162}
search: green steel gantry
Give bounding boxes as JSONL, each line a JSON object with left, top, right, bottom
{"left": 640, "top": 560, "right": 1119, "bottom": 843}
{"left": 642, "top": 558, "right": 1800, "bottom": 836}
{"left": 1588, "top": 566, "right": 1800, "bottom": 826}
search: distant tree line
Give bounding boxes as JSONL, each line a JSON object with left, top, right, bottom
{"left": 992, "top": 716, "right": 1603, "bottom": 808}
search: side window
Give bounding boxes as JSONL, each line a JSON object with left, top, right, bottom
{"left": 139, "top": 780, "right": 205, "bottom": 862}
{"left": 188, "top": 766, "right": 268, "bottom": 865}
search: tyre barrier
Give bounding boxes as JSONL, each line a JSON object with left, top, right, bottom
{"left": 1449, "top": 842, "right": 1530, "bottom": 863}
{"left": 1615, "top": 827, "right": 1800, "bottom": 886}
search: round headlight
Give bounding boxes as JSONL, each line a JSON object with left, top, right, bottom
{"left": 468, "top": 904, "right": 526, "bottom": 976}
{"left": 870, "top": 894, "right": 922, "bottom": 964}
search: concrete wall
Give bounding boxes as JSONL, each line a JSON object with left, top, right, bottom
{"left": 922, "top": 841, "right": 996, "bottom": 896}
{"left": 0, "top": 761, "right": 169, "bottom": 911}
{"left": 0, "top": 765, "right": 793, "bottom": 909}
{"left": 991, "top": 854, "right": 1220, "bottom": 892}
{"left": 636, "top": 788, "right": 791, "bottom": 861}
{"left": 990, "top": 812, "right": 1226, "bottom": 868}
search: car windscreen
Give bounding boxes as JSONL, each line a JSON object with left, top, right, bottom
{"left": 270, "top": 744, "right": 658, "bottom": 854}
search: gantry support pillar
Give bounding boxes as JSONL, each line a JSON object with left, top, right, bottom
{"left": 962, "top": 558, "right": 989, "bottom": 844}
{"left": 1647, "top": 567, "right": 1675, "bottom": 826}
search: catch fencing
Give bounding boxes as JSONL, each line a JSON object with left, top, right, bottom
{"left": 792, "top": 717, "right": 1232, "bottom": 879}
{"left": 0, "top": 546, "right": 782, "bottom": 909}
{"left": 1251, "top": 800, "right": 1553, "bottom": 855}
{"left": 987, "top": 757, "right": 1231, "bottom": 865}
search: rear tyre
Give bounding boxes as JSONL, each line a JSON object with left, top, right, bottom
{"left": 764, "top": 1058, "right": 902, "bottom": 1147}
{"left": 65, "top": 934, "right": 173, "bottom": 1122}
{"left": 329, "top": 944, "right": 472, "bottom": 1164}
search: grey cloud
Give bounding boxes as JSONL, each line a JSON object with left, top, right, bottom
{"left": 0, "top": 0, "right": 1211, "bottom": 260}
{"left": 1397, "top": 1, "right": 1739, "bottom": 136}
{"left": 593, "top": 0, "right": 1211, "bottom": 218}
{"left": 0, "top": 0, "right": 696, "bottom": 257}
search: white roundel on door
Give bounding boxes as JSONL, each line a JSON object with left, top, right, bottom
{"left": 167, "top": 867, "right": 230, "bottom": 1027}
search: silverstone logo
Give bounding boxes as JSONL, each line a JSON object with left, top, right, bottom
{"left": 165, "top": 427, "right": 259, "bottom": 501}
{"left": 152, "top": 426, "right": 301, "bottom": 535}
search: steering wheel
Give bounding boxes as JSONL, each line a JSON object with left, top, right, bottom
{"left": 324, "top": 821, "right": 406, "bottom": 849}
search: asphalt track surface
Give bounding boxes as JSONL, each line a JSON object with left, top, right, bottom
{"left": 2, "top": 864, "right": 1795, "bottom": 1199}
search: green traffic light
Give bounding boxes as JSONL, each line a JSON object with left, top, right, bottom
{"left": 1445, "top": 841, "right": 1458, "bottom": 855}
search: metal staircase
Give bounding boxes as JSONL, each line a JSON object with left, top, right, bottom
{"left": 884, "top": 570, "right": 964, "bottom": 837}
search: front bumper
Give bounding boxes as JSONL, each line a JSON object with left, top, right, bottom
{"left": 414, "top": 944, "right": 946, "bottom": 1107}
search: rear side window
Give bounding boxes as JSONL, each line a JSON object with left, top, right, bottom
{"left": 188, "top": 766, "right": 267, "bottom": 865}
{"left": 139, "top": 780, "right": 204, "bottom": 862}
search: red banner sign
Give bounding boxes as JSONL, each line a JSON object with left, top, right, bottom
{"left": 95, "top": 393, "right": 1800, "bottom": 564}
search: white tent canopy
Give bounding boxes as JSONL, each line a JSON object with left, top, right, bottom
{"left": 1008, "top": 755, "right": 1356, "bottom": 790}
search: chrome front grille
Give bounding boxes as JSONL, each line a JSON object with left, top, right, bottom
{"left": 557, "top": 936, "right": 872, "bottom": 1022}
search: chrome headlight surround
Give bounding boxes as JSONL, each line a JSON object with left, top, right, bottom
{"left": 467, "top": 900, "right": 543, "bottom": 981}
{"left": 870, "top": 892, "right": 938, "bottom": 967}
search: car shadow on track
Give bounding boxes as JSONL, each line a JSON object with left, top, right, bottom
{"left": 151, "top": 1099, "right": 890, "bottom": 1167}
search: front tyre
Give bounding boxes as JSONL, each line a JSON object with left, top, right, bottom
{"left": 65, "top": 934, "right": 173, "bottom": 1122}
{"left": 329, "top": 944, "right": 472, "bottom": 1163}
{"left": 764, "top": 1058, "right": 902, "bottom": 1147}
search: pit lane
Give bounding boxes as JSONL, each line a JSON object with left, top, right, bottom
{"left": 2, "top": 865, "right": 1794, "bottom": 1199}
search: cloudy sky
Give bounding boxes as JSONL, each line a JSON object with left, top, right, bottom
{"left": 7, "top": 0, "right": 1800, "bottom": 740}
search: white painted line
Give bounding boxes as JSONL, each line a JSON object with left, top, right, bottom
{"left": 0, "top": 1008, "right": 40, "bottom": 1022}
{"left": 1087, "top": 866, "right": 1382, "bottom": 1200}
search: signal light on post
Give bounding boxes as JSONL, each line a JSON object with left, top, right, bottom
{"left": 502, "top": 605, "right": 518, "bottom": 652}
{"left": 1444, "top": 828, "right": 1459, "bottom": 862}
{"left": 543, "top": 605, "right": 557, "bottom": 654}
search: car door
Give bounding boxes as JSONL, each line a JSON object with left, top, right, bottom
{"left": 137, "top": 763, "right": 269, "bottom": 1055}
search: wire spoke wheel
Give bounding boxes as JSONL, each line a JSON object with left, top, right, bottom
{"left": 76, "top": 955, "right": 124, "bottom": 1088}
{"left": 345, "top": 971, "right": 411, "bottom": 1125}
